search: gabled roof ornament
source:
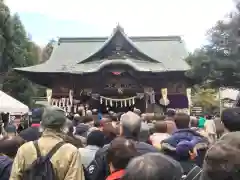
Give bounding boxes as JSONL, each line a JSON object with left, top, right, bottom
{"left": 113, "top": 23, "right": 124, "bottom": 33}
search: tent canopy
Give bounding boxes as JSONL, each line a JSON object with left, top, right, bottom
{"left": 0, "top": 90, "right": 29, "bottom": 114}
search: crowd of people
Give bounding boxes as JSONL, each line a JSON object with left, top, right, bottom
{"left": 0, "top": 106, "right": 239, "bottom": 180}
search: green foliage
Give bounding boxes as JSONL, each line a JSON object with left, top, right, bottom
{"left": 192, "top": 87, "right": 220, "bottom": 114}
{"left": 0, "top": 2, "right": 42, "bottom": 107}
{"left": 41, "top": 39, "right": 55, "bottom": 62}
{"left": 186, "top": 3, "right": 240, "bottom": 89}
{"left": 0, "top": 1, "right": 13, "bottom": 73}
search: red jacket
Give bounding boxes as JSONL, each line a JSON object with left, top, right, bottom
{"left": 106, "top": 170, "right": 125, "bottom": 180}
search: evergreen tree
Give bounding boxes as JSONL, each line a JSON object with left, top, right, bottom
{"left": 2, "top": 13, "right": 41, "bottom": 106}
{"left": 186, "top": 2, "right": 240, "bottom": 88}
{"left": 0, "top": 0, "right": 13, "bottom": 88}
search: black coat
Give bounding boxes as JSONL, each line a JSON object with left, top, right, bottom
{"left": 86, "top": 140, "right": 159, "bottom": 180}
{"left": 0, "top": 155, "right": 13, "bottom": 180}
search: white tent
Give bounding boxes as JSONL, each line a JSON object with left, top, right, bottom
{"left": 0, "top": 90, "right": 29, "bottom": 114}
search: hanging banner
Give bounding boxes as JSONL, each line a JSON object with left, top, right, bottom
{"left": 160, "top": 88, "right": 169, "bottom": 106}
{"left": 46, "top": 89, "right": 52, "bottom": 104}
{"left": 186, "top": 88, "right": 192, "bottom": 107}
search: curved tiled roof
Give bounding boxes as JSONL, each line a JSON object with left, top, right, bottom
{"left": 15, "top": 25, "right": 189, "bottom": 74}
{"left": 15, "top": 59, "right": 166, "bottom": 74}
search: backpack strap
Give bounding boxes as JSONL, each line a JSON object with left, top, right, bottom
{"left": 45, "top": 141, "right": 65, "bottom": 160}
{"left": 184, "top": 165, "right": 202, "bottom": 180}
{"left": 33, "top": 141, "right": 41, "bottom": 158}
{"left": 33, "top": 141, "right": 65, "bottom": 160}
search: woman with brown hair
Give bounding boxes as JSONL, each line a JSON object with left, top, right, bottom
{"left": 0, "top": 136, "right": 25, "bottom": 159}
{"left": 106, "top": 137, "right": 138, "bottom": 180}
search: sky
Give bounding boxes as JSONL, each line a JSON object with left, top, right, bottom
{"left": 5, "top": 0, "right": 235, "bottom": 52}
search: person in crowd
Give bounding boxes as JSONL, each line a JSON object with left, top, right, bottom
{"left": 0, "top": 136, "right": 25, "bottom": 159}
{"left": 133, "top": 108, "right": 141, "bottom": 116}
{"left": 139, "top": 121, "right": 150, "bottom": 143}
{"left": 72, "top": 114, "right": 81, "bottom": 127}
{"left": 164, "top": 109, "right": 177, "bottom": 134}
{"left": 165, "top": 108, "right": 176, "bottom": 118}
{"left": 79, "top": 130, "right": 105, "bottom": 167}
{"left": 189, "top": 116, "right": 198, "bottom": 129}
{"left": 0, "top": 154, "right": 13, "bottom": 180}
{"left": 74, "top": 116, "right": 94, "bottom": 146}
{"left": 102, "top": 121, "right": 117, "bottom": 145}
{"left": 110, "top": 115, "right": 119, "bottom": 128}
{"left": 201, "top": 131, "right": 240, "bottom": 180}
{"left": 149, "top": 121, "right": 170, "bottom": 149}
{"left": 10, "top": 106, "right": 84, "bottom": 180}
{"left": 198, "top": 114, "right": 206, "bottom": 129}
{"left": 204, "top": 116, "right": 217, "bottom": 144}
{"left": 86, "top": 110, "right": 93, "bottom": 117}
{"left": 106, "top": 137, "right": 138, "bottom": 180}
{"left": 5, "top": 125, "right": 17, "bottom": 138}
{"left": 161, "top": 113, "right": 208, "bottom": 172}
{"left": 74, "top": 122, "right": 90, "bottom": 146}
{"left": 189, "top": 117, "right": 208, "bottom": 138}
{"left": 18, "top": 108, "right": 44, "bottom": 142}
{"left": 63, "top": 119, "right": 83, "bottom": 148}
{"left": 221, "top": 107, "right": 240, "bottom": 133}
{"left": 83, "top": 116, "right": 94, "bottom": 127}
{"left": 16, "top": 120, "right": 26, "bottom": 134}
{"left": 122, "top": 153, "right": 183, "bottom": 180}
{"left": 86, "top": 111, "right": 159, "bottom": 180}
{"left": 93, "top": 120, "right": 101, "bottom": 129}
{"left": 0, "top": 136, "right": 25, "bottom": 180}
{"left": 213, "top": 117, "right": 225, "bottom": 138}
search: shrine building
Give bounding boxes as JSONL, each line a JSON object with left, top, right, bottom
{"left": 15, "top": 25, "right": 192, "bottom": 114}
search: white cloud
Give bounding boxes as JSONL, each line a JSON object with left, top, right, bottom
{"left": 5, "top": 0, "right": 234, "bottom": 51}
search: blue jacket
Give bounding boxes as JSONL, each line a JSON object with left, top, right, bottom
{"left": 162, "top": 129, "right": 208, "bottom": 165}
{"left": 0, "top": 155, "right": 13, "bottom": 180}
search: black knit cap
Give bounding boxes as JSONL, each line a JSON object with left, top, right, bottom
{"left": 87, "top": 130, "right": 105, "bottom": 148}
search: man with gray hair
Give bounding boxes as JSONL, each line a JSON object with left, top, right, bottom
{"left": 10, "top": 106, "right": 84, "bottom": 180}
{"left": 86, "top": 111, "right": 158, "bottom": 180}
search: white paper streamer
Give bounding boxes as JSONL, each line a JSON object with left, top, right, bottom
{"left": 129, "top": 99, "right": 132, "bottom": 106}
{"left": 62, "top": 98, "right": 65, "bottom": 105}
